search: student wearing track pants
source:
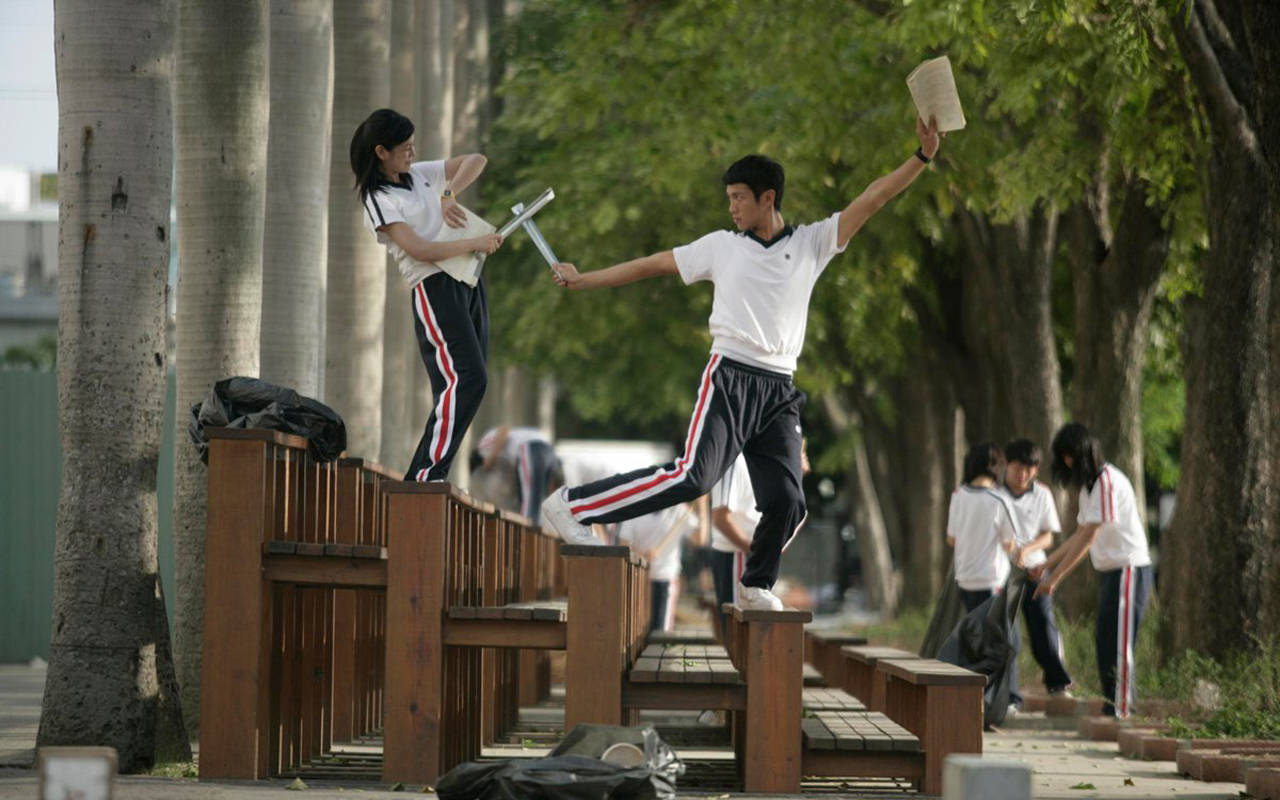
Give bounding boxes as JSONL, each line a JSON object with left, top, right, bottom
{"left": 710, "top": 453, "right": 760, "bottom": 630}
{"left": 473, "top": 425, "right": 562, "bottom": 525}
{"left": 1033, "top": 423, "right": 1153, "bottom": 718}
{"left": 540, "top": 116, "right": 944, "bottom": 611}
{"left": 350, "top": 109, "right": 503, "bottom": 482}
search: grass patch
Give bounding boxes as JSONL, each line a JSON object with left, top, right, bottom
{"left": 846, "top": 593, "right": 1280, "bottom": 738}
{"left": 145, "top": 761, "right": 198, "bottom": 778}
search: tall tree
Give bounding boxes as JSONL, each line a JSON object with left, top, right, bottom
{"left": 326, "top": 1, "right": 390, "bottom": 460}
{"left": 1162, "top": 0, "right": 1279, "bottom": 656}
{"left": 260, "top": 0, "right": 333, "bottom": 398}
{"left": 380, "top": 0, "right": 418, "bottom": 473}
{"left": 410, "top": 0, "right": 456, "bottom": 445}
{"left": 172, "top": 0, "right": 270, "bottom": 734}
{"left": 40, "top": 0, "right": 189, "bottom": 769}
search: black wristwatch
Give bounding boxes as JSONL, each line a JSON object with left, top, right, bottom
{"left": 914, "top": 147, "right": 931, "bottom": 164}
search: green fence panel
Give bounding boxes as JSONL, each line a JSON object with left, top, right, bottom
{"left": 0, "top": 369, "right": 176, "bottom": 663}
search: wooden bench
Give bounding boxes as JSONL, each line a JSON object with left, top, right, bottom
{"left": 840, "top": 645, "right": 919, "bottom": 711}
{"left": 879, "top": 657, "right": 985, "bottom": 794}
{"left": 804, "top": 629, "right": 868, "bottom": 688}
{"left": 198, "top": 428, "right": 627, "bottom": 787}
{"left": 721, "top": 603, "right": 812, "bottom": 793}
{"left": 802, "top": 686, "right": 867, "bottom": 712}
{"left": 801, "top": 710, "right": 924, "bottom": 787}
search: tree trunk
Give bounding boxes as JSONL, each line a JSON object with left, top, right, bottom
{"left": 896, "top": 360, "right": 951, "bottom": 608}
{"left": 954, "top": 206, "right": 1064, "bottom": 450}
{"left": 39, "top": 0, "right": 189, "bottom": 770}
{"left": 451, "top": 0, "right": 489, "bottom": 156}
{"left": 1162, "top": 0, "right": 1279, "bottom": 656}
{"left": 379, "top": 0, "right": 418, "bottom": 474}
{"left": 821, "top": 393, "right": 898, "bottom": 616}
{"left": 410, "top": 0, "right": 455, "bottom": 449}
{"left": 260, "top": 0, "right": 332, "bottom": 398}
{"left": 417, "top": 0, "right": 455, "bottom": 158}
{"left": 172, "top": 0, "right": 269, "bottom": 737}
{"left": 326, "top": 1, "right": 389, "bottom": 459}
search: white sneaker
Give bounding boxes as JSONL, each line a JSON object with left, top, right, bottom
{"left": 541, "top": 488, "right": 602, "bottom": 546}
{"left": 736, "top": 584, "right": 784, "bottom": 611}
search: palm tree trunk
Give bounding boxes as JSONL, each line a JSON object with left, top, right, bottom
{"left": 172, "top": 0, "right": 269, "bottom": 736}
{"left": 39, "top": 0, "right": 189, "bottom": 770}
{"left": 261, "top": 0, "right": 333, "bottom": 398}
{"left": 380, "top": 0, "right": 418, "bottom": 474}
{"left": 326, "top": 1, "right": 390, "bottom": 460}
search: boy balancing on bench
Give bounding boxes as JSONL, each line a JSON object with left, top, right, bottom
{"left": 541, "top": 116, "right": 942, "bottom": 611}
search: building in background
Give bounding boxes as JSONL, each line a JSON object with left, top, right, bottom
{"left": 0, "top": 166, "right": 57, "bottom": 354}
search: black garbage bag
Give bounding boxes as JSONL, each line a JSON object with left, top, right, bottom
{"left": 937, "top": 572, "right": 1027, "bottom": 728}
{"left": 919, "top": 559, "right": 963, "bottom": 658}
{"left": 436, "top": 724, "right": 684, "bottom": 800}
{"left": 188, "top": 376, "right": 347, "bottom": 463}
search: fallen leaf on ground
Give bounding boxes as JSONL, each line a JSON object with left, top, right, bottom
{"left": 286, "top": 777, "right": 308, "bottom": 791}
{"left": 1069, "top": 782, "right": 1096, "bottom": 790}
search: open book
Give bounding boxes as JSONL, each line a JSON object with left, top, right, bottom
{"left": 431, "top": 205, "right": 496, "bottom": 287}
{"left": 907, "top": 55, "right": 966, "bottom": 132}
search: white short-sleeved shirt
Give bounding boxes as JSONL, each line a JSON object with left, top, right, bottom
{"left": 361, "top": 159, "right": 449, "bottom": 286}
{"left": 617, "top": 504, "right": 699, "bottom": 582}
{"left": 710, "top": 454, "right": 759, "bottom": 553}
{"left": 948, "top": 485, "right": 1018, "bottom": 591}
{"left": 672, "top": 212, "right": 846, "bottom": 375}
{"left": 999, "top": 481, "right": 1061, "bottom": 569}
{"left": 476, "top": 427, "right": 548, "bottom": 467}
{"left": 1077, "top": 464, "right": 1151, "bottom": 571}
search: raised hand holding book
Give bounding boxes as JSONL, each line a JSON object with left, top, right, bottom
{"left": 432, "top": 205, "right": 496, "bottom": 287}
{"left": 907, "top": 55, "right": 966, "bottom": 133}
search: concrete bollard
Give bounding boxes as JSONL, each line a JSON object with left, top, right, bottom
{"left": 943, "top": 754, "right": 1032, "bottom": 800}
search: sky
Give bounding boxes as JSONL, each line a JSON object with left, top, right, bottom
{"left": 0, "top": 0, "right": 57, "bottom": 173}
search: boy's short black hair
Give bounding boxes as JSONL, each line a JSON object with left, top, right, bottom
{"left": 1051, "top": 422, "right": 1105, "bottom": 491}
{"left": 1004, "top": 438, "right": 1042, "bottom": 466}
{"left": 722, "top": 154, "right": 784, "bottom": 210}
{"left": 962, "top": 441, "right": 1004, "bottom": 484}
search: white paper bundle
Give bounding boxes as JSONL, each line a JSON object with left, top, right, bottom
{"left": 907, "top": 55, "right": 966, "bottom": 132}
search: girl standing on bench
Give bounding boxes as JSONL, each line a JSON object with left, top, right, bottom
{"left": 351, "top": 108, "right": 503, "bottom": 481}
{"left": 1032, "top": 422, "right": 1153, "bottom": 718}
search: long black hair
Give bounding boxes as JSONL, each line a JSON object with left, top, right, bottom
{"left": 961, "top": 441, "right": 1003, "bottom": 484}
{"left": 350, "top": 108, "right": 415, "bottom": 205}
{"left": 1051, "top": 422, "right": 1105, "bottom": 491}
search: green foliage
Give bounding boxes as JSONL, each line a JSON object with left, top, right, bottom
{"left": 483, "top": 0, "right": 1201, "bottom": 470}
{"left": 1, "top": 334, "right": 56, "bottom": 371}
{"left": 1158, "top": 639, "right": 1280, "bottom": 738}
{"left": 1142, "top": 295, "right": 1185, "bottom": 489}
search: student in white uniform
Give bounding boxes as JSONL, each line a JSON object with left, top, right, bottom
{"left": 947, "top": 442, "right": 1018, "bottom": 610}
{"left": 617, "top": 503, "right": 701, "bottom": 632}
{"left": 540, "top": 117, "right": 943, "bottom": 611}
{"left": 351, "top": 108, "right": 503, "bottom": 482}
{"left": 472, "top": 426, "right": 561, "bottom": 525}
{"left": 1001, "top": 439, "right": 1073, "bottom": 696}
{"left": 1033, "top": 423, "right": 1152, "bottom": 718}
{"left": 947, "top": 442, "right": 1022, "bottom": 706}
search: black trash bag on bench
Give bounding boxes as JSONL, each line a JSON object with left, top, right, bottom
{"left": 435, "top": 723, "right": 684, "bottom": 800}
{"left": 188, "top": 376, "right": 347, "bottom": 464}
{"left": 936, "top": 572, "right": 1027, "bottom": 729}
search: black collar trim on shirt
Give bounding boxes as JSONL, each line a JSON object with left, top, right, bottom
{"left": 376, "top": 171, "right": 415, "bottom": 191}
{"left": 740, "top": 224, "right": 794, "bottom": 248}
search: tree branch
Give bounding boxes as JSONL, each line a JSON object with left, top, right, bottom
{"left": 1171, "top": 0, "right": 1261, "bottom": 160}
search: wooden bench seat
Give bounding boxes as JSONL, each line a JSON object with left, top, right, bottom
{"left": 805, "top": 630, "right": 869, "bottom": 687}
{"left": 647, "top": 627, "right": 717, "bottom": 646}
{"left": 630, "top": 643, "right": 740, "bottom": 684}
{"left": 447, "top": 599, "right": 567, "bottom": 622}
{"left": 801, "top": 710, "right": 925, "bottom": 788}
{"left": 802, "top": 687, "right": 866, "bottom": 712}
{"left": 841, "top": 645, "right": 919, "bottom": 711}
{"left": 879, "top": 657, "right": 985, "bottom": 794}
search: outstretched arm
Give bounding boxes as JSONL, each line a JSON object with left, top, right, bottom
{"left": 836, "top": 116, "right": 941, "bottom": 248}
{"left": 552, "top": 250, "right": 678, "bottom": 291}
{"left": 1033, "top": 523, "right": 1101, "bottom": 597}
